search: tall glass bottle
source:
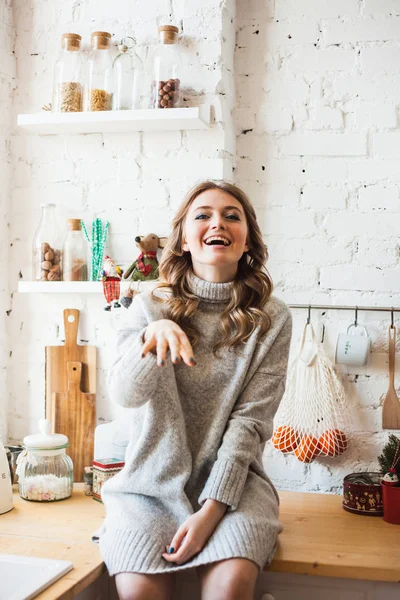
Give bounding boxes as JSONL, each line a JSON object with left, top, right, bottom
{"left": 62, "top": 219, "right": 89, "bottom": 282}
{"left": 52, "top": 33, "right": 83, "bottom": 112}
{"left": 84, "top": 31, "right": 113, "bottom": 111}
{"left": 113, "top": 37, "right": 142, "bottom": 110}
{"left": 150, "top": 25, "right": 181, "bottom": 109}
{"left": 32, "top": 203, "right": 63, "bottom": 282}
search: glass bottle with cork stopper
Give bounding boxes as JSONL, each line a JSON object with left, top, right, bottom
{"left": 52, "top": 33, "right": 83, "bottom": 112}
{"left": 62, "top": 219, "right": 89, "bottom": 282}
{"left": 32, "top": 203, "right": 62, "bottom": 282}
{"left": 113, "top": 36, "right": 143, "bottom": 110}
{"left": 84, "top": 31, "right": 113, "bottom": 111}
{"left": 151, "top": 25, "right": 181, "bottom": 109}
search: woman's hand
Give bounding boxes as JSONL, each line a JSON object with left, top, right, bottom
{"left": 162, "top": 500, "right": 227, "bottom": 566}
{"left": 142, "top": 319, "right": 196, "bottom": 368}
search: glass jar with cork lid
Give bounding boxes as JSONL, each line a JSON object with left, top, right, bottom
{"left": 62, "top": 219, "right": 89, "bottom": 282}
{"left": 52, "top": 33, "right": 83, "bottom": 112}
{"left": 150, "top": 25, "right": 181, "bottom": 109}
{"left": 84, "top": 31, "right": 113, "bottom": 111}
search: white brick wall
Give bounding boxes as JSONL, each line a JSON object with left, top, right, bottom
{"left": 8, "top": 0, "right": 236, "bottom": 438}
{"left": 6, "top": 0, "right": 400, "bottom": 496}
{"left": 235, "top": 0, "right": 400, "bottom": 493}
{"left": 0, "top": 0, "right": 16, "bottom": 442}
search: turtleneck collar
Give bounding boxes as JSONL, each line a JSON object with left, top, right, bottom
{"left": 187, "top": 271, "right": 234, "bottom": 303}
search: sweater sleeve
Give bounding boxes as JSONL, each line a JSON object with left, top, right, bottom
{"left": 198, "top": 312, "right": 292, "bottom": 511}
{"left": 107, "top": 294, "right": 162, "bottom": 408}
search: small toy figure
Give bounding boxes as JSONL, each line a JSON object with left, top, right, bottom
{"left": 101, "top": 255, "right": 123, "bottom": 311}
{"left": 381, "top": 470, "right": 399, "bottom": 487}
{"left": 121, "top": 234, "right": 168, "bottom": 309}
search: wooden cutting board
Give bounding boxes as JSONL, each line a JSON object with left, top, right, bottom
{"left": 46, "top": 308, "right": 96, "bottom": 428}
{"left": 52, "top": 361, "right": 96, "bottom": 482}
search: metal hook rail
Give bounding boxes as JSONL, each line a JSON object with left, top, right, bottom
{"left": 289, "top": 303, "right": 398, "bottom": 328}
{"left": 288, "top": 304, "right": 399, "bottom": 313}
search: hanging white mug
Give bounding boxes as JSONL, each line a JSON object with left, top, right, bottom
{"left": 335, "top": 323, "right": 370, "bottom": 366}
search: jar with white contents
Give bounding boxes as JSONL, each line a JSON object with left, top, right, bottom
{"left": 17, "top": 419, "right": 73, "bottom": 502}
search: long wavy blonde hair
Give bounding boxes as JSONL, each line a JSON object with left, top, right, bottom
{"left": 152, "top": 180, "right": 274, "bottom": 353}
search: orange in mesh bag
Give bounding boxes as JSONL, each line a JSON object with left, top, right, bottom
{"left": 272, "top": 322, "right": 350, "bottom": 463}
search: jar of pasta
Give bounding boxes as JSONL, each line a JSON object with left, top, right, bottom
{"left": 52, "top": 33, "right": 83, "bottom": 112}
{"left": 84, "top": 31, "right": 113, "bottom": 111}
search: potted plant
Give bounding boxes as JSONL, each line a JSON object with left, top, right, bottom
{"left": 378, "top": 434, "right": 400, "bottom": 524}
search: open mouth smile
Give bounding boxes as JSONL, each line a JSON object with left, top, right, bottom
{"left": 203, "top": 236, "right": 232, "bottom": 247}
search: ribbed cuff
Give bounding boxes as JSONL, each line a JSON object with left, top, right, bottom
{"left": 198, "top": 459, "right": 248, "bottom": 512}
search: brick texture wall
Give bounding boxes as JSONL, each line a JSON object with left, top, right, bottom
{"left": 6, "top": 0, "right": 399, "bottom": 493}
{"left": 236, "top": 0, "right": 400, "bottom": 491}
{"left": 8, "top": 0, "right": 236, "bottom": 440}
{"left": 0, "top": 0, "right": 16, "bottom": 442}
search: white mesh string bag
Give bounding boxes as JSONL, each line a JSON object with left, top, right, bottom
{"left": 272, "top": 322, "right": 350, "bottom": 463}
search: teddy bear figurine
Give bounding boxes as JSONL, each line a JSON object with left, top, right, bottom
{"left": 121, "top": 233, "right": 168, "bottom": 309}
{"left": 101, "top": 255, "right": 124, "bottom": 311}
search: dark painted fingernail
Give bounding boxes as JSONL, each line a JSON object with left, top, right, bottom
{"left": 168, "top": 547, "right": 175, "bottom": 554}
{"left": 174, "top": 357, "right": 180, "bottom": 363}
{"left": 141, "top": 353, "right": 145, "bottom": 358}
{"left": 189, "top": 357, "right": 196, "bottom": 365}
{"left": 159, "top": 360, "right": 165, "bottom": 366}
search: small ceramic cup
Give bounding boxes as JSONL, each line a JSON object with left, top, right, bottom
{"left": 335, "top": 323, "right": 370, "bottom": 366}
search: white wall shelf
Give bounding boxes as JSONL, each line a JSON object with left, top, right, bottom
{"left": 17, "top": 106, "right": 211, "bottom": 135}
{"left": 18, "top": 281, "right": 158, "bottom": 294}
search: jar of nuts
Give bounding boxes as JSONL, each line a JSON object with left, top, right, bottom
{"left": 52, "top": 33, "right": 84, "bottom": 112}
{"left": 84, "top": 32, "right": 113, "bottom": 111}
{"left": 150, "top": 25, "right": 181, "bottom": 109}
{"left": 32, "top": 203, "right": 63, "bottom": 282}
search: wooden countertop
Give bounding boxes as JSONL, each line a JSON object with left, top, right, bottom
{"left": 1, "top": 487, "right": 399, "bottom": 600}
{"left": 0, "top": 485, "right": 105, "bottom": 600}
{"left": 273, "top": 490, "right": 400, "bottom": 582}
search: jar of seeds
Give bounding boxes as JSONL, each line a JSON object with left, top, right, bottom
{"left": 52, "top": 33, "right": 83, "bottom": 112}
{"left": 84, "top": 31, "right": 113, "bottom": 111}
{"left": 62, "top": 219, "right": 89, "bottom": 282}
{"left": 32, "top": 203, "right": 63, "bottom": 282}
{"left": 150, "top": 25, "right": 181, "bottom": 109}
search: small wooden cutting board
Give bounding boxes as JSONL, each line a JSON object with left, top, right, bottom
{"left": 46, "top": 308, "right": 96, "bottom": 429}
{"left": 52, "top": 361, "right": 96, "bottom": 482}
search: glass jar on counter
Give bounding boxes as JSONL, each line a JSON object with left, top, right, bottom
{"left": 16, "top": 420, "right": 73, "bottom": 502}
{"left": 84, "top": 31, "right": 113, "bottom": 111}
{"left": 150, "top": 25, "right": 181, "bottom": 109}
{"left": 52, "top": 33, "right": 83, "bottom": 112}
{"left": 62, "top": 219, "right": 89, "bottom": 281}
{"left": 32, "top": 203, "right": 63, "bottom": 281}
{"left": 113, "top": 37, "right": 143, "bottom": 110}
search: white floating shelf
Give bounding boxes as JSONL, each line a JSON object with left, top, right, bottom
{"left": 18, "top": 281, "right": 158, "bottom": 294}
{"left": 17, "top": 106, "right": 211, "bottom": 135}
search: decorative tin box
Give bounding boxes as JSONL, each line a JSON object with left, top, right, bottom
{"left": 343, "top": 472, "right": 383, "bottom": 516}
{"left": 92, "top": 458, "right": 124, "bottom": 502}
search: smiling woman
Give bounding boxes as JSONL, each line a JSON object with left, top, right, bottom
{"left": 156, "top": 180, "right": 275, "bottom": 353}
{"left": 182, "top": 190, "right": 250, "bottom": 282}
{"left": 98, "top": 179, "right": 292, "bottom": 600}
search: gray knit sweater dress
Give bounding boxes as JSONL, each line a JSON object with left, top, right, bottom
{"left": 94, "top": 273, "right": 292, "bottom": 574}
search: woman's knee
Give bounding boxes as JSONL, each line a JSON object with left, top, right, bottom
{"left": 115, "top": 571, "right": 175, "bottom": 600}
{"left": 198, "top": 558, "right": 259, "bottom": 600}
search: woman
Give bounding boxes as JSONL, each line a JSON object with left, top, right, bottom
{"left": 97, "top": 180, "right": 292, "bottom": 600}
